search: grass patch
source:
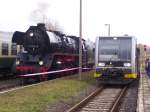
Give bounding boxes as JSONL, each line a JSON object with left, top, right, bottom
{"left": 0, "top": 71, "right": 95, "bottom": 112}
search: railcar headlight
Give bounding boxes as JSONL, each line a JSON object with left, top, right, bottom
{"left": 98, "top": 63, "right": 105, "bottom": 67}
{"left": 39, "top": 61, "right": 44, "bottom": 65}
{"left": 16, "top": 60, "right": 20, "bottom": 65}
{"left": 124, "top": 63, "right": 131, "bottom": 67}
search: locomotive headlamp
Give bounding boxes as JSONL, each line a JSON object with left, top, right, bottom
{"left": 57, "top": 61, "right": 62, "bottom": 64}
{"left": 29, "top": 32, "right": 34, "bottom": 37}
{"left": 16, "top": 60, "right": 20, "bottom": 65}
{"left": 98, "top": 62, "right": 105, "bottom": 67}
{"left": 39, "top": 61, "right": 44, "bottom": 65}
{"left": 124, "top": 63, "right": 131, "bottom": 67}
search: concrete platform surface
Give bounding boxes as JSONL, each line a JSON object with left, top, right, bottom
{"left": 137, "top": 71, "right": 150, "bottom": 112}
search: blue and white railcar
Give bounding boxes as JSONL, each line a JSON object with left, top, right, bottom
{"left": 94, "top": 36, "right": 139, "bottom": 84}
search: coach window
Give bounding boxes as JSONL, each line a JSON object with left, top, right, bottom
{"left": 11, "top": 43, "right": 17, "bottom": 55}
{"left": 2, "top": 43, "right": 8, "bottom": 55}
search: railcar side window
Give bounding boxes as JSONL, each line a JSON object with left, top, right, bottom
{"left": 2, "top": 43, "right": 8, "bottom": 55}
{"left": 11, "top": 43, "right": 17, "bottom": 55}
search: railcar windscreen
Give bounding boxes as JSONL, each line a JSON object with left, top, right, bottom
{"left": 98, "top": 37, "right": 131, "bottom": 61}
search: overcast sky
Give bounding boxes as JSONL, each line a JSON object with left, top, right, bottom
{"left": 0, "top": 0, "right": 150, "bottom": 44}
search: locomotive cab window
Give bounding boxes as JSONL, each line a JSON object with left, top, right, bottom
{"left": 2, "top": 43, "right": 8, "bottom": 55}
{"left": 11, "top": 43, "right": 17, "bottom": 55}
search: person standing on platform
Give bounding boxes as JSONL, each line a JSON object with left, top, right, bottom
{"left": 146, "top": 59, "right": 150, "bottom": 78}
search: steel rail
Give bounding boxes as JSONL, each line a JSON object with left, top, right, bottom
{"left": 110, "top": 86, "right": 128, "bottom": 112}
{"left": 66, "top": 86, "right": 104, "bottom": 112}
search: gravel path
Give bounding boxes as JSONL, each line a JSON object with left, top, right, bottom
{"left": 119, "top": 80, "right": 139, "bottom": 112}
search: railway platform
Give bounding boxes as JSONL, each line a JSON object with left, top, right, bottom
{"left": 137, "top": 71, "right": 150, "bottom": 112}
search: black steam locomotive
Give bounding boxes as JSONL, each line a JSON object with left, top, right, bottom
{"left": 12, "top": 23, "right": 94, "bottom": 78}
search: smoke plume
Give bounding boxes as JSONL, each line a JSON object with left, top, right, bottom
{"left": 29, "top": 1, "right": 63, "bottom": 31}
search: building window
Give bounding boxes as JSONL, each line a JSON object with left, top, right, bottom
{"left": 11, "top": 43, "right": 17, "bottom": 55}
{"left": 2, "top": 43, "right": 8, "bottom": 55}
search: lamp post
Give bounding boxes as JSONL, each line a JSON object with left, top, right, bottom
{"left": 79, "top": 0, "right": 82, "bottom": 80}
{"left": 105, "top": 24, "right": 110, "bottom": 36}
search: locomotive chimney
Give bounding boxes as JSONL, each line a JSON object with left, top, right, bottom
{"left": 37, "top": 23, "right": 46, "bottom": 31}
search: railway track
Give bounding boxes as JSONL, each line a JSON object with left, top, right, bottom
{"left": 0, "top": 70, "right": 93, "bottom": 93}
{"left": 0, "top": 78, "right": 22, "bottom": 92}
{"left": 67, "top": 86, "right": 128, "bottom": 112}
{"left": 0, "top": 68, "right": 94, "bottom": 94}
